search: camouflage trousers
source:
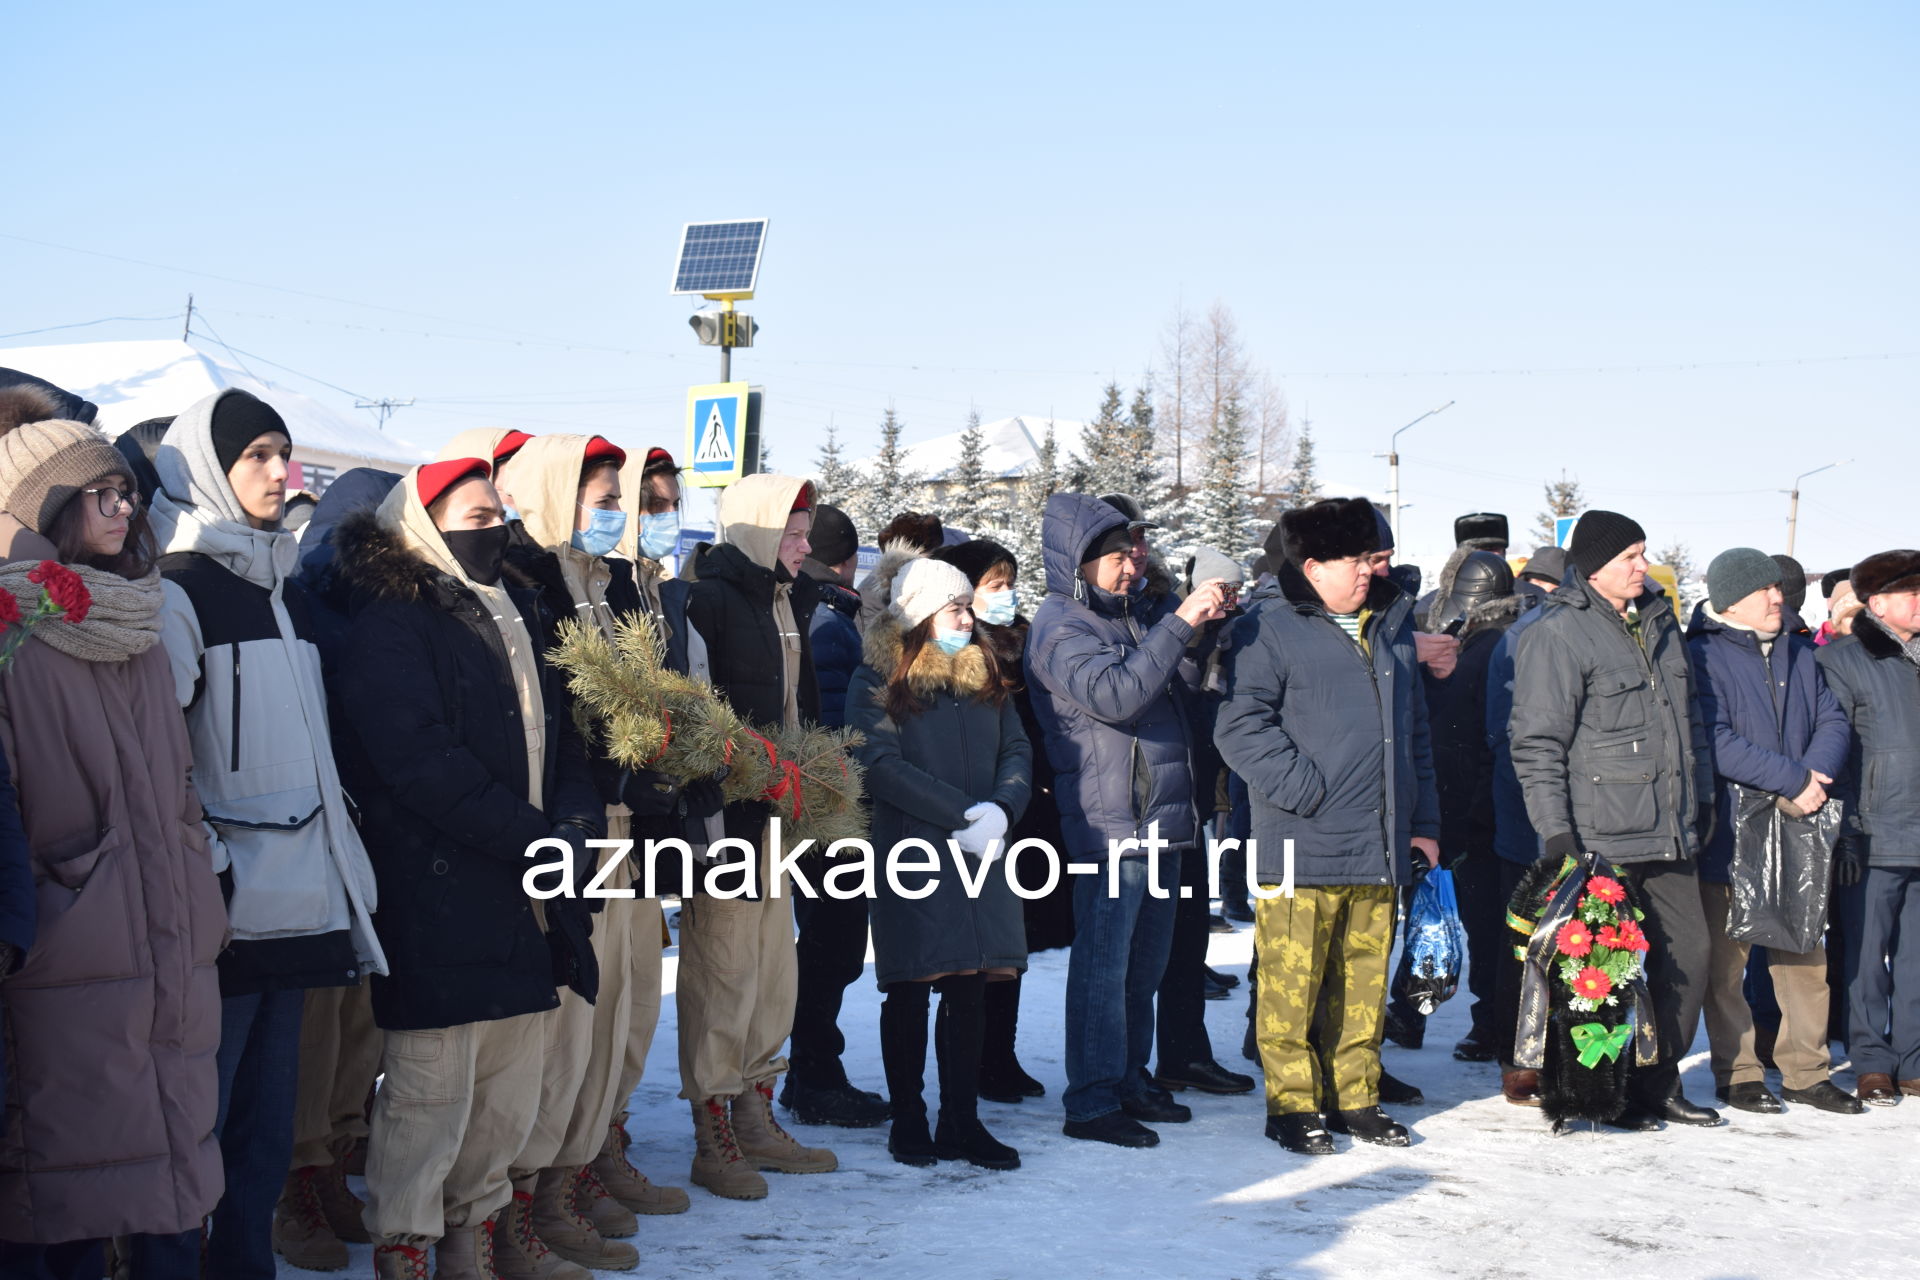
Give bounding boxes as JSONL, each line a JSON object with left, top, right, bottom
{"left": 1253, "top": 885, "right": 1396, "bottom": 1115}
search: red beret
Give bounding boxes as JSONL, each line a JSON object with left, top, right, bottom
{"left": 417, "top": 457, "right": 491, "bottom": 510}
{"left": 584, "top": 436, "right": 627, "bottom": 468}
{"left": 644, "top": 446, "right": 676, "bottom": 471}
{"left": 493, "top": 431, "right": 533, "bottom": 465}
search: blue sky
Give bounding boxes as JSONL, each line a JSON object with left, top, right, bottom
{"left": 5, "top": 2, "right": 1914, "bottom": 573}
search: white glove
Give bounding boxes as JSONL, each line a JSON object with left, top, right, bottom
{"left": 952, "top": 802, "right": 1008, "bottom": 856}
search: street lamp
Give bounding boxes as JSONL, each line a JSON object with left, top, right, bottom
{"left": 1378, "top": 401, "right": 1455, "bottom": 549}
{"left": 1784, "top": 460, "right": 1851, "bottom": 558}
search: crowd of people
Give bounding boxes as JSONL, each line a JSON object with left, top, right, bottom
{"left": 0, "top": 364, "right": 1912, "bottom": 1280}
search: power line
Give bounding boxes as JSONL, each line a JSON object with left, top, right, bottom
{"left": 1277, "top": 352, "right": 1918, "bottom": 379}
{"left": 0, "top": 313, "right": 181, "bottom": 341}
{"left": 185, "top": 328, "right": 372, "bottom": 402}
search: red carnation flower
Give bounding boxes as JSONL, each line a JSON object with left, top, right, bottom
{"left": 1572, "top": 966, "right": 1613, "bottom": 1000}
{"left": 1556, "top": 919, "right": 1594, "bottom": 958}
{"left": 1586, "top": 875, "right": 1626, "bottom": 905}
{"left": 28, "top": 561, "right": 90, "bottom": 624}
{"left": 1610, "top": 918, "right": 1650, "bottom": 953}
{"left": 0, "top": 587, "right": 18, "bottom": 628}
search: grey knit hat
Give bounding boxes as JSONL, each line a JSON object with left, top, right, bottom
{"left": 1707, "top": 547, "right": 1782, "bottom": 613}
{"left": 0, "top": 418, "right": 133, "bottom": 534}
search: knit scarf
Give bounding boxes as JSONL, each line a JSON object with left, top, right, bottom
{"left": 0, "top": 561, "right": 163, "bottom": 663}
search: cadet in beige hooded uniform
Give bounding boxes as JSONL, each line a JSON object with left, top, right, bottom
{"left": 677, "top": 473, "right": 838, "bottom": 1199}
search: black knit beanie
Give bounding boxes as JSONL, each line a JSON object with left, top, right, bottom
{"left": 1771, "top": 554, "right": 1807, "bottom": 611}
{"left": 807, "top": 503, "right": 859, "bottom": 567}
{"left": 210, "top": 390, "right": 290, "bottom": 475}
{"left": 1567, "top": 510, "right": 1646, "bottom": 577}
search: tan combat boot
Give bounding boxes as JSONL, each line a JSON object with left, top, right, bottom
{"left": 530, "top": 1168, "right": 638, "bottom": 1272}
{"left": 272, "top": 1167, "right": 348, "bottom": 1271}
{"left": 592, "top": 1117, "right": 690, "bottom": 1215}
{"left": 431, "top": 1212, "right": 501, "bottom": 1280}
{"left": 572, "top": 1165, "right": 638, "bottom": 1238}
{"left": 319, "top": 1136, "right": 372, "bottom": 1242}
{"left": 732, "top": 1080, "right": 838, "bottom": 1174}
{"left": 690, "top": 1097, "right": 768, "bottom": 1200}
{"left": 372, "top": 1241, "right": 432, "bottom": 1280}
{"left": 491, "top": 1182, "right": 589, "bottom": 1280}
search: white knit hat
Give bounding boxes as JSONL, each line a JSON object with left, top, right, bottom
{"left": 892, "top": 558, "right": 973, "bottom": 628}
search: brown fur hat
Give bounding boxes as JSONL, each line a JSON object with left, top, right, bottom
{"left": 1852, "top": 549, "right": 1920, "bottom": 602}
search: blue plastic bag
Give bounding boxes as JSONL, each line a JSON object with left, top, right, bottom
{"left": 1394, "top": 868, "right": 1468, "bottom": 1015}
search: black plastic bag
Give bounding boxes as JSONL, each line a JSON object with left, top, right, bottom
{"left": 1725, "top": 784, "right": 1841, "bottom": 953}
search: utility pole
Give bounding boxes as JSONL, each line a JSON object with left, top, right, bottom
{"left": 355, "top": 398, "right": 416, "bottom": 430}
{"left": 1784, "top": 459, "right": 1850, "bottom": 557}
{"left": 1377, "top": 401, "right": 1455, "bottom": 550}
{"left": 183, "top": 293, "right": 194, "bottom": 341}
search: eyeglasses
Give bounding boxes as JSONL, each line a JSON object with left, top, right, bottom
{"left": 82, "top": 486, "right": 140, "bottom": 516}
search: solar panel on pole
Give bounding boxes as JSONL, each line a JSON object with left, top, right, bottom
{"left": 671, "top": 219, "right": 769, "bottom": 298}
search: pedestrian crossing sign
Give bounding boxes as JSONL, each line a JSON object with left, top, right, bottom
{"left": 685, "top": 382, "right": 750, "bottom": 487}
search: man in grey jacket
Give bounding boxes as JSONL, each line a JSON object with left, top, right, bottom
{"left": 1509, "top": 510, "right": 1720, "bottom": 1129}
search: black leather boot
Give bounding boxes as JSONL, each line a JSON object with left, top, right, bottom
{"left": 932, "top": 975, "right": 1020, "bottom": 1170}
{"left": 880, "top": 982, "right": 937, "bottom": 1166}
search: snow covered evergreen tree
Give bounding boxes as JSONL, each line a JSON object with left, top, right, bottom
{"left": 853, "top": 405, "right": 923, "bottom": 536}
{"left": 1007, "top": 418, "right": 1062, "bottom": 606}
{"left": 942, "top": 408, "right": 997, "bottom": 537}
{"left": 812, "top": 420, "right": 859, "bottom": 508}
{"left": 1287, "top": 422, "right": 1322, "bottom": 505}
{"left": 1182, "top": 391, "right": 1261, "bottom": 563}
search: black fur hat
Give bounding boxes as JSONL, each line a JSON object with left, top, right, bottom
{"left": 1272, "top": 497, "right": 1380, "bottom": 568}
{"left": 1454, "top": 511, "right": 1509, "bottom": 548}
{"left": 1852, "top": 550, "right": 1920, "bottom": 602}
{"left": 931, "top": 537, "right": 1017, "bottom": 587}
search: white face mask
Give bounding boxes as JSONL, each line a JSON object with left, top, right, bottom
{"left": 975, "top": 588, "right": 1018, "bottom": 626}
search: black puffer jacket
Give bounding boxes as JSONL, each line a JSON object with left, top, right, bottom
{"left": 330, "top": 511, "right": 603, "bottom": 1031}
{"left": 1817, "top": 614, "right": 1920, "bottom": 867}
{"left": 1423, "top": 589, "right": 1529, "bottom": 860}
{"left": 683, "top": 541, "right": 821, "bottom": 842}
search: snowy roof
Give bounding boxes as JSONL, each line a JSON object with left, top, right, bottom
{"left": 0, "top": 338, "right": 430, "bottom": 466}
{"left": 854, "top": 415, "right": 1088, "bottom": 481}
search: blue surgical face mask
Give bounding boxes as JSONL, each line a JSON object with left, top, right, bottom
{"left": 501, "top": 505, "right": 522, "bottom": 524}
{"left": 571, "top": 505, "right": 627, "bottom": 557}
{"left": 933, "top": 625, "right": 973, "bottom": 655}
{"left": 639, "top": 510, "right": 681, "bottom": 560}
{"left": 976, "top": 588, "right": 1017, "bottom": 626}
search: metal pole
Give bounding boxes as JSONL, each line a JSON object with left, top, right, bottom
{"left": 1384, "top": 400, "right": 1454, "bottom": 550}
{"left": 720, "top": 343, "right": 730, "bottom": 383}
{"left": 1786, "top": 488, "right": 1801, "bottom": 559}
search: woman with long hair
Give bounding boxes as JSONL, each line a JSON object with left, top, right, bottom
{"left": 848, "top": 556, "right": 1032, "bottom": 1170}
{"left": 0, "top": 410, "right": 226, "bottom": 1279}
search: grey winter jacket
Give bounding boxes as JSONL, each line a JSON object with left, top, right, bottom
{"left": 1815, "top": 614, "right": 1920, "bottom": 867}
{"left": 1024, "top": 493, "right": 1200, "bottom": 856}
{"left": 848, "top": 608, "right": 1032, "bottom": 987}
{"left": 1214, "top": 565, "right": 1440, "bottom": 887}
{"left": 1509, "top": 575, "right": 1712, "bottom": 864}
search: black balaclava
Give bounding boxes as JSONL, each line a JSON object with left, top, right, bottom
{"left": 442, "top": 525, "right": 510, "bottom": 587}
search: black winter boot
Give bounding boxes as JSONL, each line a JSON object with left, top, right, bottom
{"left": 880, "top": 982, "right": 937, "bottom": 1167}
{"left": 979, "top": 975, "right": 1046, "bottom": 1102}
{"left": 932, "top": 974, "right": 1020, "bottom": 1170}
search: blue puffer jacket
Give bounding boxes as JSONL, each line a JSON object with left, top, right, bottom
{"left": 1486, "top": 603, "right": 1545, "bottom": 865}
{"left": 1214, "top": 564, "right": 1439, "bottom": 887}
{"left": 1686, "top": 604, "right": 1850, "bottom": 882}
{"left": 809, "top": 582, "right": 862, "bottom": 729}
{"left": 1816, "top": 614, "right": 1920, "bottom": 867}
{"left": 1024, "top": 492, "right": 1199, "bottom": 856}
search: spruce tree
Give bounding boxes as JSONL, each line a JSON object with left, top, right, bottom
{"left": 1184, "top": 391, "right": 1261, "bottom": 562}
{"left": 812, "top": 421, "right": 858, "bottom": 507}
{"left": 1287, "top": 422, "right": 1321, "bottom": 506}
{"left": 943, "top": 408, "right": 996, "bottom": 536}
{"left": 1533, "top": 472, "right": 1586, "bottom": 546}
{"left": 855, "top": 404, "right": 923, "bottom": 536}
{"left": 1008, "top": 419, "right": 1062, "bottom": 605}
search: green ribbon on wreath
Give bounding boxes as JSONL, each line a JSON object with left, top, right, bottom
{"left": 1569, "top": 1022, "right": 1633, "bottom": 1069}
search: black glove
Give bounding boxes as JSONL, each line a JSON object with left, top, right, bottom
{"left": 620, "top": 768, "right": 683, "bottom": 818}
{"left": 547, "top": 819, "right": 604, "bottom": 912}
{"left": 1834, "top": 839, "right": 1865, "bottom": 888}
{"left": 544, "top": 897, "right": 599, "bottom": 1004}
{"left": 682, "top": 768, "right": 728, "bottom": 819}
{"left": 1694, "top": 802, "right": 1716, "bottom": 850}
{"left": 1544, "top": 831, "right": 1581, "bottom": 863}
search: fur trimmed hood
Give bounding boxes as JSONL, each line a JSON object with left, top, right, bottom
{"left": 328, "top": 507, "right": 555, "bottom": 611}
{"left": 855, "top": 538, "right": 927, "bottom": 637}
{"left": 861, "top": 604, "right": 993, "bottom": 700}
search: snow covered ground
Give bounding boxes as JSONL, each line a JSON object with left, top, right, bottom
{"left": 322, "top": 909, "right": 1917, "bottom": 1279}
